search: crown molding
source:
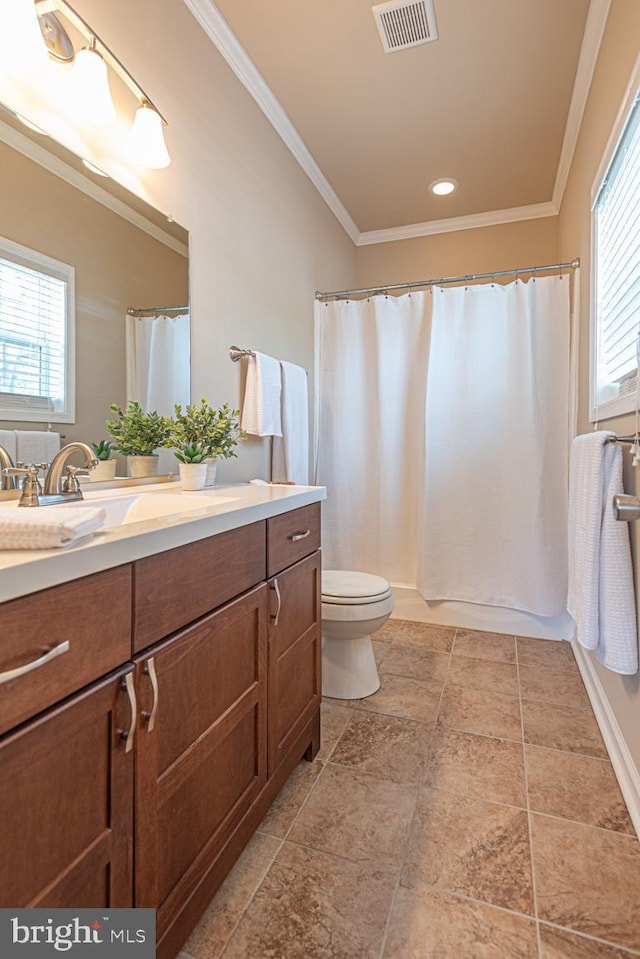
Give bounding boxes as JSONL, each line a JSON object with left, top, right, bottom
{"left": 0, "top": 119, "right": 188, "bottom": 257}
{"left": 182, "top": 0, "right": 360, "bottom": 244}
{"left": 552, "top": 0, "right": 612, "bottom": 210}
{"left": 357, "top": 202, "right": 558, "bottom": 246}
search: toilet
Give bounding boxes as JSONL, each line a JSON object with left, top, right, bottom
{"left": 321, "top": 569, "right": 395, "bottom": 700}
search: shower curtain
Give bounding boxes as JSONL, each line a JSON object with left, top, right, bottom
{"left": 316, "top": 274, "right": 570, "bottom": 616}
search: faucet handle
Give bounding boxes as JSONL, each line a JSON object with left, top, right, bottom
{"left": 3, "top": 465, "right": 42, "bottom": 505}
{"left": 62, "top": 465, "right": 91, "bottom": 493}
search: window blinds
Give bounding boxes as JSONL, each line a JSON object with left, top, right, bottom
{"left": 0, "top": 250, "right": 67, "bottom": 413}
{"left": 595, "top": 93, "right": 640, "bottom": 399}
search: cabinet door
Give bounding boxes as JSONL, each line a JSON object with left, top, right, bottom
{"left": 0, "top": 667, "right": 135, "bottom": 907}
{"left": 268, "top": 551, "right": 321, "bottom": 774}
{"left": 134, "top": 584, "right": 268, "bottom": 941}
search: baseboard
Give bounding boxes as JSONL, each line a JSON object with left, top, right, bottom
{"left": 572, "top": 641, "right": 640, "bottom": 839}
{"left": 390, "top": 586, "right": 574, "bottom": 639}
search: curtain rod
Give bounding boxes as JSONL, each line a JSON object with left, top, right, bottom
{"left": 315, "top": 258, "right": 580, "bottom": 301}
{"left": 126, "top": 306, "right": 189, "bottom": 316}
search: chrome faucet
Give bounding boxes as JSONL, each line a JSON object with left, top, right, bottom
{"left": 43, "top": 442, "right": 99, "bottom": 497}
{"left": 2, "top": 442, "right": 99, "bottom": 506}
{"left": 0, "top": 445, "right": 17, "bottom": 491}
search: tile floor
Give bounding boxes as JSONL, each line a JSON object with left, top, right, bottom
{"left": 180, "top": 620, "right": 640, "bottom": 959}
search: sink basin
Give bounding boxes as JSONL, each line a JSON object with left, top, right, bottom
{"left": 0, "top": 489, "right": 241, "bottom": 529}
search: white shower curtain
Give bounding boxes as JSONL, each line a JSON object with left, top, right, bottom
{"left": 316, "top": 275, "right": 570, "bottom": 616}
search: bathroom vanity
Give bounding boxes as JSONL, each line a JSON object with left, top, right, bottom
{"left": 0, "top": 484, "right": 324, "bottom": 959}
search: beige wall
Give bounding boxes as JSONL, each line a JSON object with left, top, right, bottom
{"left": 355, "top": 217, "right": 559, "bottom": 289}
{"left": 558, "top": 0, "right": 640, "bottom": 772}
{"left": 66, "top": 0, "right": 357, "bottom": 482}
{"left": 0, "top": 139, "right": 188, "bottom": 454}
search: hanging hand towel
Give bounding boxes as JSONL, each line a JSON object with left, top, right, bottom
{"left": 15, "top": 431, "right": 61, "bottom": 464}
{"left": 0, "top": 430, "right": 17, "bottom": 464}
{"left": 0, "top": 506, "right": 107, "bottom": 549}
{"left": 568, "top": 432, "right": 638, "bottom": 674}
{"left": 272, "top": 361, "right": 309, "bottom": 485}
{"left": 240, "top": 353, "right": 283, "bottom": 437}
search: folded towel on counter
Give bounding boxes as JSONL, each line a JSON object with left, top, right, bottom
{"left": 240, "top": 352, "right": 283, "bottom": 437}
{"left": 568, "top": 431, "right": 638, "bottom": 674}
{"left": 14, "top": 430, "right": 60, "bottom": 465}
{"left": 0, "top": 430, "right": 17, "bottom": 464}
{"left": 272, "top": 360, "right": 309, "bottom": 485}
{"left": 0, "top": 507, "right": 107, "bottom": 549}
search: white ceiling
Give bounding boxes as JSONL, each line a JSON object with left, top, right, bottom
{"left": 185, "top": 0, "right": 606, "bottom": 244}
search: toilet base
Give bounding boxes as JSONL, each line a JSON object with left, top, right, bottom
{"left": 322, "top": 632, "right": 380, "bottom": 700}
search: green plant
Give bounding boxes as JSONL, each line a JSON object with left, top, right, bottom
{"left": 91, "top": 439, "right": 114, "bottom": 461}
{"left": 173, "top": 441, "right": 206, "bottom": 464}
{"left": 106, "top": 402, "right": 171, "bottom": 457}
{"left": 169, "top": 399, "right": 245, "bottom": 459}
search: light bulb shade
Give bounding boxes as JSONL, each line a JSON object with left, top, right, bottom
{"left": 69, "top": 47, "right": 116, "bottom": 124}
{"left": 2, "top": 0, "right": 49, "bottom": 70}
{"left": 130, "top": 104, "right": 170, "bottom": 169}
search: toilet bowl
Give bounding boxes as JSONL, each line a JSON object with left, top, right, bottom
{"left": 321, "top": 570, "right": 394, "bottom": 700}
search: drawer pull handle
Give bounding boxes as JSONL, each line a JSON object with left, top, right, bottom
{"left": 270, "top": 578, "right": 282, "bottom": 627}
{"left": 0, "top": 640, "right": 69, "bottom": 685}
{"left": 289, "top": 529, "right": 311, "bottom": 542}
{"left": 120, "top": 672, "right": 137, "bottom": 754}
{"left": 143, "top": 657, "right": 159, "bottom": 732}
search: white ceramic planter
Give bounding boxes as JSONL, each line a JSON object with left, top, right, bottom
{"left": 128, "top": 455, "right": 159, "bottom": 478}
{"left": 179, "top": 462, "right": 208, "bottom": 490}
{"left": 204, "top": 456, "right": 219, "bottom": 487}
{"left": 89, "top": 459, "right": 117, "bottom": 482}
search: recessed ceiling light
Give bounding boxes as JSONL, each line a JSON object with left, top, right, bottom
{"left": 430, "top": 178, "right": 458, "bottom": 196}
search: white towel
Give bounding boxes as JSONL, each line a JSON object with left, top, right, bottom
{"left": 15, "top": 431, "right": 61, "bottom": 465}
{"left": 0, "top": 430, "right": 17, "bottom": 464}
{"left": 0, "top": 507, "right": 106, "bottom": 549}
{"left": 568, "top": 432, "right": 638, "bottom": 674}
{"left": 240, "top": 353, "right": 282, "bottom": 437}
{"left": 272, "top": 361, "right": 309, "bottom": 485}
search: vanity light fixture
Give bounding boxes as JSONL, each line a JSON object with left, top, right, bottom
{"left": 81, "top": 158, "right": 109, "bottom": 177}
{"left": 430, "top": 178, "right": 458, "bottom": 196}
{"left": 2, "top": 0, "right": 49, "bottom": 69}
{"left": 31, "top": 0, "right": 171, "bottom": 167}
{"left": 15, "top": 112, "right": 49, "bottom": 135}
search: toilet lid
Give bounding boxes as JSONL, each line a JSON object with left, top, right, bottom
{"left": 322, "top": 570, "right": 391, "bottom": 602}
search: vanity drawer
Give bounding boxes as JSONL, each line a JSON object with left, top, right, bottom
{"left": 133, "top": 520, "right": 267, "bottom": 652}
{"left": 267, "top": 503, "right": 321, "bottom": 577}
{"left": 0, "top": 565, "right": 132, "bottom": 737}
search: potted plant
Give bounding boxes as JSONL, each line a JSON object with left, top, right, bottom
{"left": 170, "top": 399, "right": 245, "bottom": 486}
{"left": 173, "top": 441, "right": 208, "bottom": 490}
{"left": 106, "top": 401, "right": 171, "bottom": 478}
{"left": 89, "top": 440, "right": 117, "bottom": 482}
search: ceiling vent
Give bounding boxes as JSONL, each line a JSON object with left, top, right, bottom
{"left": 372, "top": 0, "right": 438, "bottom": 53}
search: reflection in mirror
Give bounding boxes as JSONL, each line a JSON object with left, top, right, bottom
{"left": 0, "top": 103, "right": 189, "bottom": 473}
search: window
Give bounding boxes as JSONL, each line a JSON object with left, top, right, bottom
{"left": 0, "top": 236, "right": 75, "bottom": 422}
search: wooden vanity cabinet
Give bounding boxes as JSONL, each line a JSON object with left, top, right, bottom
{"left": 0, "top": 666, "right": 135, "bottom": 908}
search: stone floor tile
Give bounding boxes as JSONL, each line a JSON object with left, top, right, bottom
{"left": 388, "top": 620, "right": 456, "bottom": 652}
{"left": 539, "top": 924, "right": 640, "bottom": 957}
{"left": 531, "top": 813, "right": 640, "bottom": 950}
{"left": 221, "top": 842, "right": 397, "bottom": 959}
{"left": 522, "top": 700, "right": 608, "bottom": 758}
{"left": 258, "top": 760, "right": 323, "bottom": 838}
{"left": 183, "top": 832, "right": 281, "bottom": 959}
{"left": 351, "top": 672, "right": 444, "bottom": 724}
{"left": 526, "top": 745, "right": 635, "bottom": 834}
{"left": 330, "top": 710, "right": 430, "bottom": 784}
{"left": 315, "top": 701, "right": 354, "bottom": 763}
{"left": 519, "top": 664, "right": 591, "bottom": 710}
{"left": 404, "top": 787, "right": 534, "bottom": 913}
{"left": 383, "top": 881, "right": 538, "bottom": 958}
{"left": 446, "top": 655, "right": 519, "bottom": 696}
{"left": 452, "top": 629, "right": 516, "bottom": 663}
{"left": 288, "top": 762, "right": 417, "bottom": 872}
{"left": 424, "top": 726, "right": 526, "bottom": 807}
{"left": 372, "top": 640, "right": 389, "bottom": 668}
{"left": 379, "top": 644, "right": 449, "bottom": 682}
{"left": 438, "top": 681, "right": 522, "bottom": 741}
{"left": 516, "top": 636, "right": 578, "bottom": 672}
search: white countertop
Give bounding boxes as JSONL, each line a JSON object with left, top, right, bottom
{"left": 0, "top": 481, "right": 326, "bottom": 604}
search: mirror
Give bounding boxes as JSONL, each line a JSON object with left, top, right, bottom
{"left": 0, "top": 102, "right": 189, "bottom": 464}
